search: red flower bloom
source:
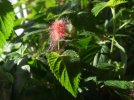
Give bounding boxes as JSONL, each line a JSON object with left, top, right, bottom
{"left": 49, "top": 19, "right": 67, "bottom": 50}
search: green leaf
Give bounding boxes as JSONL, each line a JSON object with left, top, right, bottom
{"left": 104, "top": 80, "right": 134, "bottom": 90}
{"left": 80, "top": 0, "right": 90, "bottom": 8}
{"left": 92, "top": 2, "right": 108, "bottom": 16}
{"left": 0, "top": 0, "right": 15, "bottom": 48}
{"left": 82, "top": 44, "right": 100, "bottom": 64}
{"left": 92, "top": 0, "right": 127, "bottom": 16}
{"left": 93, "top": 45, "right": 109, "bottom": 67}
{"left": 45, "top": 0, "right": 57, "bottom": 8}
{"left": 107, "top": 0, "right": 127, "bottom": 7}
{"left": 76, "top": 37, "right": 90, "bottom": 48}
{"left": 97, "top": 63, "right": 115, "bottom": 70}
{"left": 47, "top": 50, "right": 81, "bottom": 97}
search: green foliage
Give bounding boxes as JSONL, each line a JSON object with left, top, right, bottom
{"left": 0, "top": 68, "right": 13, "bottom": 83}
{"left": 114, "top": 39, "right": 127, "bottom": 75}
{"left": 0, "top": 0, "right": 15, "bottom": 49}
{"left": 92, "top": 2, "right": 108, "bottom": 17}
{"left": 45, "top": 0, "right": 57, "bottom": 8}
{"left": 0, "top": 0, "right": 134, "bottom": 100}
{"left": 47, "top": 51, "right": 81, "bottom": 97}
{"left": 104, "top": 80, "right": 134, "bottom": 90}
{"left": 107, "top": 0, "right": 127, "bottom": 7}
{"left": 92, "top": 0, "right": 127, "bottom": 16}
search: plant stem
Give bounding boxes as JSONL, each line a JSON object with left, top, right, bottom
{"left": 110, "top": 7, "right": 116, "bottom": 53}
{"left": 58, "top": 40, "right": 60, "bottom": 51}
{"left": 109, "top": 7, "right": 116, "bottom": 63}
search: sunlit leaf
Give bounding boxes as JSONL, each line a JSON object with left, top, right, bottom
{"left": 0, "top": 0, "right": 15, "bottom": 49}
{"left": 92, "top": 0, "right": 127, "bottom": 16}
{"left": 92, "top": 2, "right": 108, "bottom": 16}
{"left": 107, "top": 0, "right": 127, "bottom": 7}
{"left": 47, "top": 50, "right": 81, "bottom": 97}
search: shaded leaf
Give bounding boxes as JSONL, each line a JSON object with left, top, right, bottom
{"left": 93, "top": 45, "right": 109, "bottom": 67}
{"left": 0, "top": 68, "right": 13, "bottom": 83}
{"left": 104, "top": 80, "right": 134, "bottom": 90}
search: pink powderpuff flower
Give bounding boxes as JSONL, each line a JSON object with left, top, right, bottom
{"left": 49, "top": 19, "right": 67, "bottom": 50}
{"left": 130, "top": 88, "right": 134, "bottom": 98}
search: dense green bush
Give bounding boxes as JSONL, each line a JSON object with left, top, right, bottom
{"left": 0, "top": 0, "right": 134, "bottom": 100}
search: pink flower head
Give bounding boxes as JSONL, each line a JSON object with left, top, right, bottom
{"left": 130, "top": 89, "right": 134, "bottom": 98}
{"left": 49, "top": 19, "right": 67, "bottom": 50}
